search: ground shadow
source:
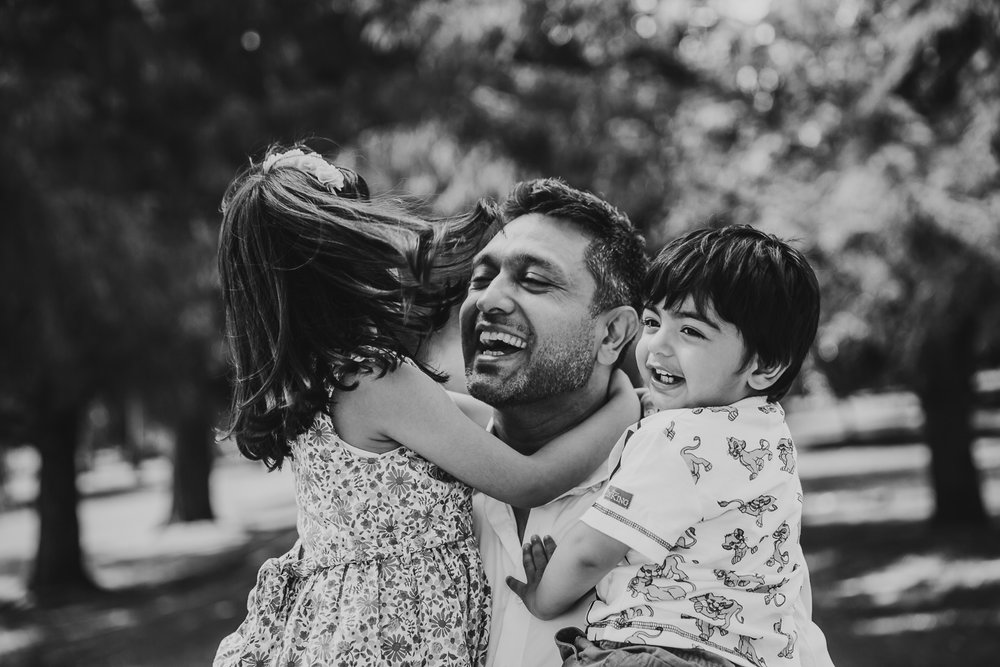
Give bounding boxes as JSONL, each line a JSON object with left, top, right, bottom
{"left": 805, "top": 518, "right": 1000, "bottom": 667}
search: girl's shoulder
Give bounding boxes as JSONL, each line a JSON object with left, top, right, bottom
{"left": 333, "top": 353, "right": 439, "bottom": 424}
{"left": 330, "top": 357, "right": 434, "bottom": 452}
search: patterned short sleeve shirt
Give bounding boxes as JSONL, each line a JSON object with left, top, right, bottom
{"left": 581, "top": 396, "right": 806, "bottom": 667}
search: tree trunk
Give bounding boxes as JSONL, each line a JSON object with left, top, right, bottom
{"left": 915, "top": 319, "right": 987, "bottom": 526}
{"left": 168, "top": 391, "right": 215, "bottom": 523}
{"left": 30, "top": 402, "right": 97, "bottom": 596}
{"left": 124, "top": 395, "right": 145, "bottom": 486}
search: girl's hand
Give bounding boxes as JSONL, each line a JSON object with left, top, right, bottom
{"left": 506, "top": 535, "right": 558, "bottom": 619}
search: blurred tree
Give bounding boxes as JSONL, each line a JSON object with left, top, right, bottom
{"left": 5, "top": 0, "right": 996, "bottom": 601}
{"left": 0, "top": 0, "right": 226, "bottom": 592}
{"left": 758, "top": 0, "right": 1000, "bottom": 525}
{"left": 382, "top": 0, "right": 1000, "bottom": 524}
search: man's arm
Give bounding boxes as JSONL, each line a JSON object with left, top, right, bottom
{"left": 507, "top": 522, "right": 629, "bottom": 620}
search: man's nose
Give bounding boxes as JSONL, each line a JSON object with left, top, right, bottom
{"left": 475, "top": 274, "right": 515, "bottom": 314}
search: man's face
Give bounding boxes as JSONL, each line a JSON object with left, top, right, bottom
{"left": 460, "top": 214, "right": 600, "bottom": 407}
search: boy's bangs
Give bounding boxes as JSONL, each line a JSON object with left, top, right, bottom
{"left": 644, "top": 248, "right": 717, "bottom": 319}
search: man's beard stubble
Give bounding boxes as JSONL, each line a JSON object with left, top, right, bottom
{"left": 465, "top": 321, "right": 596, "bottom": 407}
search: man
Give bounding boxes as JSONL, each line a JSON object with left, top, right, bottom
{"left": 460, "top": 178, "right": 835, "bottom": 667}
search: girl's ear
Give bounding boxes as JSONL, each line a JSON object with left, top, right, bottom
{"left": 597, "top": 306, "right": 639, "bottom": 366}
{"left": 747, "top": 357, "right": 789, "bottom": 392}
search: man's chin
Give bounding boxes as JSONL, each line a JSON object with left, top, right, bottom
{"left": 466, "top": 373, "right": 520, "bottom": 408}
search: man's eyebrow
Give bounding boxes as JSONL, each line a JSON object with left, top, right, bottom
{"left": 675, "top": 309, "right": 721, "bottom": 331}
{"left": 508, "top": 252, "right": 563, "bottom": 276}
{"left": 471, "top": 249, "right": 496, "bottom": 268}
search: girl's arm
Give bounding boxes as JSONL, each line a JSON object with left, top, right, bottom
{"left": 447, "top": 390, "right": 493, "bottom": 429}
{"left": 507, "top": 523, "right": 629, "bottom": 620}
{"left": 340, "top": 363, "right": 638, "bottom": 507}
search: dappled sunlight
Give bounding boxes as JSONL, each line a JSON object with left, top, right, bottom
{"left": 0, "top": 628, "right": 42, "bottom": 658}
{"left": 805, "top": 486, "right": 933, "bottom": 525}
{"left": 796, "top": 438, "right": 1000, "bottom": 525}
{"left": 834, "top": 554, "right": 1000, "bottom": 608}
{"left": 852, "top": 609, "right": 1000, "bottom": 636}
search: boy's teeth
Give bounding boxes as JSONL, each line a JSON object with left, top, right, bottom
{"left": 653, "top": 369, "right": 681, "bottom": 384}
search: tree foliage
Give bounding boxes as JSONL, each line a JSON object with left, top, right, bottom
{"left": 3, "top": 0, "right": 998, "bottom": 593}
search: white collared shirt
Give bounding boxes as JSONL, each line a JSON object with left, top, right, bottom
{"left": 473, "top": 459, "right": 607, "bottom": 667}
{"left": 472, "top": 418, "right": 836, "bottom": 667}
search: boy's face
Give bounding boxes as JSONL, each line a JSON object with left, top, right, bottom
{"left": 636, "top": 296, "right": 757, "bottom": 411}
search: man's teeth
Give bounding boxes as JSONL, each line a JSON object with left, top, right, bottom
{"left": 479, "top": 330, "right": 527, "bottom": 356}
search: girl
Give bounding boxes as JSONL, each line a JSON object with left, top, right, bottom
{"left": 213, "top": 145, "right": 637, "bottom": 666}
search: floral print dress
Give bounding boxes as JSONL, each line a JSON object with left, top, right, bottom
{"left": 214, "top": 410, "right": 491, "bottom": 666}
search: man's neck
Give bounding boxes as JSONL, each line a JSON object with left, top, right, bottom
{"left": 490, "top": 377, "right": 611, "bottom": 456}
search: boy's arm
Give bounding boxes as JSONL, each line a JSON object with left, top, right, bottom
{"left": 507, "top": 522, "right": 629, "bottom": 620}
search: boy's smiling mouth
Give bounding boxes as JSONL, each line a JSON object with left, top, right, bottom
{"left": 649, "top": 366, "right": 684, "bottom": 386}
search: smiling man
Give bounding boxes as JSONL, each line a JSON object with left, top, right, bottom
{"left": 461, "top": 178, "right": 646, "bottom": 667}
{"left": 460, "top": 179, "right": 835, "bottom": 667}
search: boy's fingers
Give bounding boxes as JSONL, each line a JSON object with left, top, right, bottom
{"left": 530, "top": 535, "right": 548, "bottom": 569}
{"left": 506, "top": 576, "right": 526, "bottom": 597}
{"left": 542, "top": 535, "right": 557, "bottom": 558}
{"left": 522, "top": 540, "right": 537, "bottom": 579}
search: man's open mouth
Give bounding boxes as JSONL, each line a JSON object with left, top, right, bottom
{"left": 477, "top": 330, "right": 528, "bottom": 357}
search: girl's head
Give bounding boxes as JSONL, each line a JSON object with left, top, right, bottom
{"left": 219, "top": 144, "right": 498, "bottom": 468}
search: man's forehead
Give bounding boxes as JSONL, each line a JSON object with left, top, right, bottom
{"left": 474, "top": 213, "right": 591, "bottom": 266}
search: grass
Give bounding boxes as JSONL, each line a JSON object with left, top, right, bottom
{"left": 2, "top": 438, "right": 999, "bottom": 666}
{"left": 801, "top": 439, "right": 1000, "bottom": 666}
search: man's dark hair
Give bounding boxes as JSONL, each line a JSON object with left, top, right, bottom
{"left": 503, "top": 178, "right": 647, "bottom": 315}
{"left": 644, "top": 225, "right": 820, "bottom": 401}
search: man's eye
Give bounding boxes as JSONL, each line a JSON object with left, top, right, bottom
{"left": 521, "top": 275, "right": 549, "bottom": 288}
{"left": 469, "top": 274, "right": 492, "bottom": 289}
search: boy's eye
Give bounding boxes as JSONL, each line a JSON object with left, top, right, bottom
{"left": 680, "top": 326, "right": 705, "bottom": 339}
{"left": 642, "top": 317, "right": 659, "bottom": 328}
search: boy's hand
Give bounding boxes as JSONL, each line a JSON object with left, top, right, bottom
{"left": 505, "top": 534, "right": 557, "bottom": 618}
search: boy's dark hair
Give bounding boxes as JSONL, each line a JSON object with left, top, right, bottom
{"left": 644, "top": 225, "right": 820, "bottom": 401}
{"left": 503, "top": 178, "right": 647, "bottom": 315}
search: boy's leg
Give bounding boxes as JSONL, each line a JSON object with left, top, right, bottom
{"left": 555, "top": 627, "right": 737, "bottom": 667}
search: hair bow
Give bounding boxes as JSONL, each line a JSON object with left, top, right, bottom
{"left": 262, "top": 148, "right": 346, "bottom": 192}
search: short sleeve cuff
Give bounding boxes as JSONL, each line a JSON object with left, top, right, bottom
{"left": 581, "top": 499, "right": 673, "bottom": 562}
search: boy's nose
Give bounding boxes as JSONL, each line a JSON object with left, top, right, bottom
{"left": 649, "top": 328, "right": 676, "bottom": 353}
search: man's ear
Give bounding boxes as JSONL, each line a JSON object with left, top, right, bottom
{"left": 747, "top": 357, "right": 789, "bottom": 392}
{"left": 596, "top": 306, "right": 639, "bottom": 366}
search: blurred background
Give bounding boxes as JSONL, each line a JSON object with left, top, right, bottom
{"left": 1, "top": 0, "right": 999, "bottom": 665}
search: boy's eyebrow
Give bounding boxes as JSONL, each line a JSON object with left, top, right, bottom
{"left": 675, "top": 308, "right": 721, "bottom": 331}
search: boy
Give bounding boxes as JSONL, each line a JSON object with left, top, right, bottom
{"left": 508, "top": 225, "right": 822, "bottom": 667}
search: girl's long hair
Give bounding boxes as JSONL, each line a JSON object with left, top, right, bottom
{"left": 218, "top": 144, "right": 498, "bottom": 469}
